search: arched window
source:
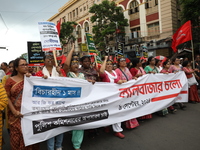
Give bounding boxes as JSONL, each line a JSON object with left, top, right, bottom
{"left": 129, "top": 0, "right": 139, "bottom": 15}
{"left": 77, "top": 26, "right": 82, "bottom": 38}
{"left": 84, "top": 22, "right": 89, "bottom": 32}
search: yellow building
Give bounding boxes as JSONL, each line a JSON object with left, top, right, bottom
{"left": 48, "top": 0, "right": 181, "bottom": 57}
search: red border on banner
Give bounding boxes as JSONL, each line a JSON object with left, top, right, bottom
{"left": 42, "top": 47, "right": 62, "bottom": 51}
{"left": 28, "top": 63, "right": 44, "bottom": 67}
{"left": 151, "top": 91, "right": 188, "bottom": 102}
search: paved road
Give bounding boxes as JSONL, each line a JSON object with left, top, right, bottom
{"left": 3, "top": 102, "right": 200, "bottom": 150}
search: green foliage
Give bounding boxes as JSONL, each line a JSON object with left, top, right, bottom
{"left": 179, "top": 0, "right": 200, "bottom": 52}
{"left": 89, "top": 0, "right": 128, "bottom": 50}
{"left": 60, "top": 21, "right": 77, "bottom": 45}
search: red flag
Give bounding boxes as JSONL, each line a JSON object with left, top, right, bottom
{"left": 113, "top": 56, "right": 117, "bottom": 63}
{"left": 61, "top": 55, "right": 67, "bottom": 64}
{"left": 171, "top": 20, "right": 192, "bottom": 52}
{"left": 56, "top": 19, "right": 61, "bottom": 36}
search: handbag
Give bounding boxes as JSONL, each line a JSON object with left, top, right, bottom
{"left": 125, "top": 118, "right": 139, "bottom": 129}
{"left": 188, "top": 74, "right": 198, "bottom": 86}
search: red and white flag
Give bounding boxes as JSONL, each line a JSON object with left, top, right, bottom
{"left": 171, "top": 20, "right": 192, "bottom": 53}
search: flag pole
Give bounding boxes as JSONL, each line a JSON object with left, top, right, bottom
{"left": 189, "top": 20, "right": 195, "bottom": 69}
{"left": 191, "top": 40, "right": 195, "bottom": 69}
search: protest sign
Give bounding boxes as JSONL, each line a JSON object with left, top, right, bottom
{"left": 38, "top": 21, "right": 62, "bottom": 51}
{"left": 27, "top": 41, "right": 44, "bottom": 66}
{"left": 85, "top": 33, "right": 97, "bottom": 55}
{"left": 21, "top": 72, "right": 188, "bottom": 146}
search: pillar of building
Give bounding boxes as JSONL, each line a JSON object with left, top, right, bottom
{"left": 139, "top": 2, "right": 147, "bottom": 37}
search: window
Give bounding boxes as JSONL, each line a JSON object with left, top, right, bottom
{"left": 62, "top": 16, "right": 66, "bottom": 22}
{"left": 145, "top": 0, "right": 152, "bottom": 9}
{"left": 77, "top": 26, "right": 81, "bottom": 38}
{"left": 69, "top": 12, "right": 72, "bottom": 21}
{"left": 76, "top": 8, "right": 78, "bottom": 16}
{"left": 131, "top": 27, "right": 141, "bottom": 38}
{"left": 147, "top": 22, "right": 159, "bottom": 36}
{"left": 85, "top": 22, "right": 89, "bottom": 32}
{"left": 73, "top": 10, "right": 75, "bottom": 17}
{"left": 129, "top": 0, "right": 139, "bottom": 15}
{"left": 155, "top": 0, "right": 158, "bottom": 5}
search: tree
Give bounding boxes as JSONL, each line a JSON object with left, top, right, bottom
{"left": 179, "top": 0, "right": 200, "bottom": 53}
{"left": 60, "top": 21, "right": 77, "bottom": 45}
{"left": 89, "top": 0, "right": 129, "bottom": 51}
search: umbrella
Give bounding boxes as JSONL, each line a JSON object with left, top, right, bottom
{"left": 155, "top": 55, "right": 167, "bottom": 61}
{"left": 155, "top": 55, "right": 167, "bottom": 66}
{"left": 140, "top": 56, "right": 148, "bottom": 62}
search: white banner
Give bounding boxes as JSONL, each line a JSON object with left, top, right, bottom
{"left": 38, "top": 21, "right": 62, "bottom": 51}
{"left": 21, "top": 72, "right": 188, "bottom": 146}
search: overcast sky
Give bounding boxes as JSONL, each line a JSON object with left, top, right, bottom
{"left": 0, "top": 0, "right": 68, "bottom": 63}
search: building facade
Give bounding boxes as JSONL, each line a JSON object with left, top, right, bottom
{"left": 48, "top": 0, "right": 181, "bottom": 57}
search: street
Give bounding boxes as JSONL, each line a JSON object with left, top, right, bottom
{"left": 3, "top": 102, "right": 200, "bottom": 150}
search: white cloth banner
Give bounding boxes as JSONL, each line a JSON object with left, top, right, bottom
{"left": 21, "top": 72, "right": 188, "bottom": 146}
{"left": 38, "top": 21, "right": 62, "bottom": 51}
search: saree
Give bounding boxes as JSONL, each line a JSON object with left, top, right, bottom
{"left": 5, "top": 77, "right": 39, "bottom": 150}
{"left": 0, "top": 83, "right": 8, "bottom": 150}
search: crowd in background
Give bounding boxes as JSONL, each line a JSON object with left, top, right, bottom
{"left": 1, "top": 46, "right": 200, "bottom": 150}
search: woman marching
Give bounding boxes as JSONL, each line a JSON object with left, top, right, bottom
{"left": 160, "top": 61, "right": 177, "bottom": 113}
{"left": 99, "top": 56, "right": 124, "bottom": 138}
{"left": 35, "top": 52, "right": 63, "bottom": 150}
{"left": 182, "top": 60, "right": 200, "bottom": 103}
{"left": 115, "top": 57, "right": 139, "bottom": 129}
{"left": 5, "top": 58, "right": 39, "bottom": 150}
{"left": 144, "top": 56, "right": 159, "bottom": 74}
{"left": 65, "top": 43, "right": 85, "bottom": 150}
{"left": 130, "top": 58, "right": 152, "bottom": 120}
{"left": 169, "top": 57, "right": 186, "bottom": 109}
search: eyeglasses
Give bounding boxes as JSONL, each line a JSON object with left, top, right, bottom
{"left": 71, "top": 62, "right": 79, "bottom": 65}
{"left": 106, "top": 63, "right": 113, "bottom": 65}
{"left": 19, "top": 64, "right": 28, "bottom": 67}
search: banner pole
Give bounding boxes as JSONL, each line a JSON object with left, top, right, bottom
{"left": 53, "top": 50, "right": 58, "bottom": 66}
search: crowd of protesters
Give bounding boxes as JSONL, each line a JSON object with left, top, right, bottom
{"left": 1, "top": 46, "right": 200, "bottom": 150}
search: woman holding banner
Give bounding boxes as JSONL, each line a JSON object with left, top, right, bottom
{"left": 99, "top": 56, "right": 125, "bottom": 139}
{"left": 65, "top": 43, "right": 85, "bottom": 150}
{"left": 5, "top": 58, "right": 39, "bottom": 150}
{"left": 35, "top": 53, "right": 63, "bottom": 150}
{"left": 182, "top": 60, "right": 200, "bottom": 103}
{"left": 130, "top": 58, "right": 152, "bottom": 120}
{"left": 115, "top": 57, "right": 139, "bottom": 129}
{"left": 169, "top": 57, "right": 186, "bottom": 109}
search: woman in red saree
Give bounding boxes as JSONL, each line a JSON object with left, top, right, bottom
{"left": 130, "top": 58, "right": 152, "bottom": 120}
{"left": 182, "top": 60, "right": 200, "bottom": 103}
{"left": 5, "top": 58, "right": 39, "bottom": 150}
